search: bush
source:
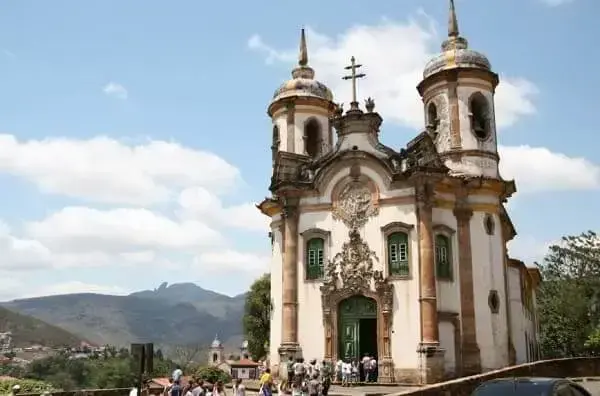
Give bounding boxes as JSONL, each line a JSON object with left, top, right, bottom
{"left": 0, "top": 378, "right": 54, "bottom": 394}
{"left": 194, "top": 366, "right": 231, "bottom": 384}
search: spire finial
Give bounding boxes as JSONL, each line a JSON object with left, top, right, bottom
{"left": 448, "top": 0, "right": 459, "bottom": 38}
{"left": 299, "top": 28, "right": 308, "bottom": 66}
{"left": 291, "top": 28, "right": 315, "bottom": 79}
{"left": 441, "top": 0, "right": 468, "bottom": 51}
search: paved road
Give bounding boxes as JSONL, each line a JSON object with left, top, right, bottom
{"left": 573, "top": 378, "right": 600, "bottom": 395}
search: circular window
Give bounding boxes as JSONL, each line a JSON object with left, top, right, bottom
{"left": 484, "top": 214, "right": 495, "bottom": 235}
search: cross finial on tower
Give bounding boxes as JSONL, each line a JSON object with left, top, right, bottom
{"left": 342, "top": 56, "right": 366, "bottom": 111}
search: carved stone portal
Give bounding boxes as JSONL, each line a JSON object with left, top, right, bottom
{"left": 320, "top": 230, "right": 395, "bottom": 382}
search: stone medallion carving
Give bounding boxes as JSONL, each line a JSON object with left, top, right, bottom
{"left": 332, "top": 182, "right": 378, "bottom": 230}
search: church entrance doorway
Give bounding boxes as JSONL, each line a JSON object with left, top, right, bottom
{"left": 338, "top": 295, "right": 378, "bottom": 381}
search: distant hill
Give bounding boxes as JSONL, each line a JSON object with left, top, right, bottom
{"left": 130, "top": 282, "right": 246, "bottom": 319}
{"left": 0, "top": 306, "right": 83, "bottom": 348}
{"left": 2, "top": 283, "right": 247, "bottom": 350}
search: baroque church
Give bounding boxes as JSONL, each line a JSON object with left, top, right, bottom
{"left": 258, "top": 0, "right": 541, "bottom": 384}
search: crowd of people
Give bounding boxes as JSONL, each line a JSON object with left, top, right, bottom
{"left": 127, "top": 354, "right": 379, "bottom": 396}
{"left": 256, "top": 354, "right": 378, "bottom": 396}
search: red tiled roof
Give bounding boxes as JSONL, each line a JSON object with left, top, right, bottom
{"left": 231, "top": 359, "right": 259, "bottom": 366}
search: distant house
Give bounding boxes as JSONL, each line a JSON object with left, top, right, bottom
{"left": 230, "top": 359, "right": 260, "bottom": 380}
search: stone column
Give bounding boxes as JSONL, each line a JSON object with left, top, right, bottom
{"left": 279, "top": 200, "right": 301, "bottom": 371}
{"left": 501, "top": 222, "right": 517, "bottom": 365}
{"left": 417, "top": 184, "right": 439, "bottom": 344}
{"left": 453, "top": 200, "right": 481, "bottom": 375}
{"left": 416, "top": 183, "right": 444, "bottom": 384}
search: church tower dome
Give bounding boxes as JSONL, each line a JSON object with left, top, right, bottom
{"left": 268, "top": 29, "right": 337, "bottom": 164}
{"left": 417, "top": 0, "right": 501, "bottom": 179}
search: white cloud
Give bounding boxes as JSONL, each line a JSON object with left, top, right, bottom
{"left": 177, "top": 187, "right": 269, "bottom": 232}
{"left": 0, "top": 132, "right": 269, "bottom": 278}
{"left": 499, "top": 145, "right": 600, "bottom": 192}
{"left": 0, "top": 279, "right": 130, "bottom": 301}
{"left": 0, "top": 134, "right": 240, "bottom": 205}
{"left": 248, "top": 19, "right": 537, "bottom": 129}
{"left": 194, "top": 250, "right": 270, "bottom": 273}
{"left": 103, "top": 82, "right": 128, "bottom": 100}
{"left": 26, "top": 206, "right": 224, "bottom": 253}
{"left": 507, "top": 235, "right": 553, "bottom": 265}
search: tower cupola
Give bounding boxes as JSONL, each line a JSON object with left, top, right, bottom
{"left": 417, "top": 0, "right": 501, "bottom": 179}
{"left": 268, "top": 29, "right": 337, "bottom": 162}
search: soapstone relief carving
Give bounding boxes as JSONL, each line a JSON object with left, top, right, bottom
{"left": 332, "top": 182, "right": 378, "bottom": 230}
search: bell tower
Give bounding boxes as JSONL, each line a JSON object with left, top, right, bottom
{"left": 267, "top": 29, "right": 337, "bottom": 165}
{"left": 417, "top": 0, "right": 500, "bottom": 178}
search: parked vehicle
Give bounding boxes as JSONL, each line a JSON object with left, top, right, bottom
{"left": 471, "top": 377, "right": 591, "bottom": 396}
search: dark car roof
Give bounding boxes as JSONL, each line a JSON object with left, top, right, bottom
{"left": 472, "top": 377, "right": 586, "bottom": 395}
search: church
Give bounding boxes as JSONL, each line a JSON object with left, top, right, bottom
{"left": 258, "top": 0, "right": 541, "bottom": 384}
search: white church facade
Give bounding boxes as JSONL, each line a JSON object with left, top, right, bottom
{"left": 258, "top": 1, "right": 540, "bottom": 384}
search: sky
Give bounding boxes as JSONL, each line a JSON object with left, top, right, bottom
{"left": 0, "top": 0, "right": 597, "bottom": 301}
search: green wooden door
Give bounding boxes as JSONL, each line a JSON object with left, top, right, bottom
{"left": 340, "top": 319, "right": 359, "bottom": 360}
{"left": 338, "top": 296, "right": 377, "bottom": 361}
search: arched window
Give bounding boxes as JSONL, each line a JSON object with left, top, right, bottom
{"left": 271, "top": 125, "right": 280, "bottom": 163}
{"left": 469, "top": 93, "right": 490, "bottom": 140}
{"left": 427, "top": 102, "right": 439, "bottom": 133}
{"left": 435, "top": 234, "right": 452, "bottom": 280}
{"left": 304, "top": 118, "right": 321, "bottom": 158}
{"left": 212, "top": 353, "right": 218, "bottom": 363}
{"left": 387, "top": 232, "right": 409, "bottom": 276}
{"left": 306, "top": 237, "right": 325, "bottom": 280}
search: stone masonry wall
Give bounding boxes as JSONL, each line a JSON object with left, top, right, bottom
{"left": 388, "top": 357, "right": 600, "bottom": 396}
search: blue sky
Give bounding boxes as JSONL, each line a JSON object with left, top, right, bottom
{"left": 0, "top": 0, "right": 597, "bottom": 300}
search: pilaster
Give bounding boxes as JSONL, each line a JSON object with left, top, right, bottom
{"left": 416, "top": 183, "right": 439, "bottom": 344}
{"left": 279, "top": 199, "right": 300, "bottom": 370}
{"left": 447, "top": 79, "right": 462, "bottom": 149}
{"left": 453, "top": 197, "right": 481, "bottom": 375}
{"left": 286, "top": 102, "right": 296, "bottom": 153}
{"left": 416, "top": 182, "right": 445, "bottom": 384}
{"left": 501, "top": 221, "right": 517, "bottom": 365}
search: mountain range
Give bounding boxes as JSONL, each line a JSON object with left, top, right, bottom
{"left": 1, "top": 282, "right": 246, "bottom": 350}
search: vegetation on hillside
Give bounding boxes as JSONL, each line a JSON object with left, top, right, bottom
{"left": 243, "top": 274, "right": 271, "bottom": 360}
{"left": 3, "top": 290, "right": 243, "bottom": 348}
{"left": 3, "top": 347, "right": 175, "bottom": 391}
{"left": 0, "top": 306, "right": 83, "bottom": 347}
{"left": 0, "top": 378, "right": 53, "bottom": 394}
{"left": 0, "top": 346, "right": 232, "bottom": 392}
{"left": 537, "top": 230, "right": 600, "bottom": 357}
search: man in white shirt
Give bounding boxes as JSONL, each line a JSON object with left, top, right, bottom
{"left": 341, "top": 360, "right": 351, "bottom": 387}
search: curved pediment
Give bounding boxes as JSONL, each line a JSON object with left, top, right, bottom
{"left": 312, "top": 149, "right": 399, "bottom": 194}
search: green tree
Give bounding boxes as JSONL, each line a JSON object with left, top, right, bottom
{"left": 194, "top": 366, "right": 232, "bottom": 384}
{"left": 537, "top": 230, "right": 600, "bottom": 358}
{"left": 243, "top": 273, "right": 271, "bottom": 360}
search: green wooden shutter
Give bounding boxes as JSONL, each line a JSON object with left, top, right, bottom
{"left": 306, "top": 238, "right": 325, "bottom": 280}
{"left": 435, "top": 235, "right": 452, "bottom": 280}
{"left": 388, "top": 232, "right": 409, "bottom": 276}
